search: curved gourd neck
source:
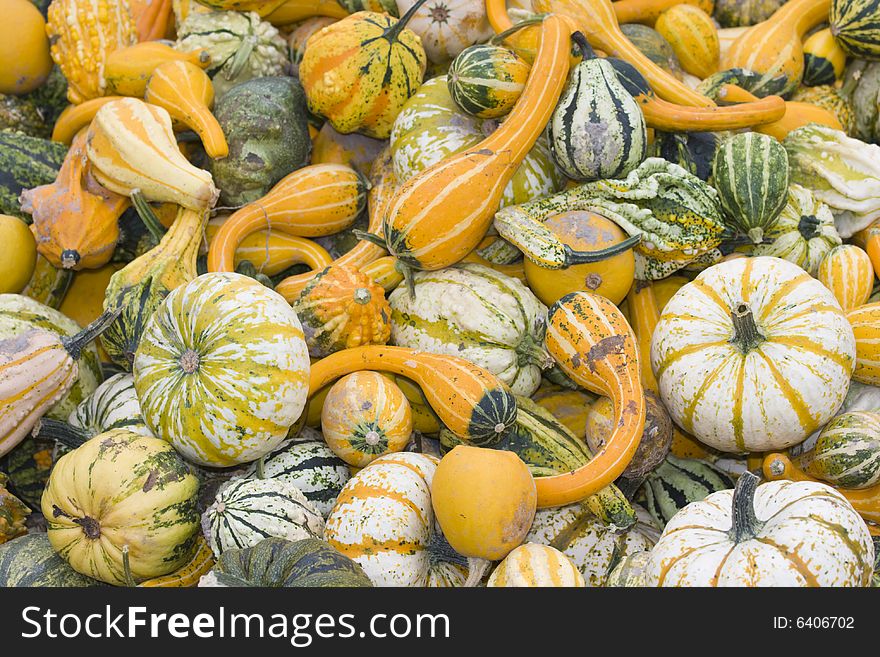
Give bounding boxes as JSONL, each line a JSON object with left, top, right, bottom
{"left": 767, "top": 0, "right": 830, "bottom": 37}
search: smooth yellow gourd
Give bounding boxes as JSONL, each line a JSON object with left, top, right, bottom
{"left": 0, "top": 215, "right": 37, "bottom": 293}
{"left": 0, "top": 0, "right": 53, "bottom": 94}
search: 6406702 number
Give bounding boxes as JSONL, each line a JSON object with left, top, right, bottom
{"left": 773, "top": 617, "right": 855, "bottom": 629}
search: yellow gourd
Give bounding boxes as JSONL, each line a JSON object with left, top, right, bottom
{"left": 104, "top": 42, "right": 212, "bottom": 98}
{"left": 0, "top": 215, "right": 37, "bottom": 294}
{"left": 654, "top": 5, "right": 720, "bottom": 79}
{"left": 0, "top": 0, "right": 53, "bottom": 94}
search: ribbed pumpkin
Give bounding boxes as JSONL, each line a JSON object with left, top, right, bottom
{"left": 753, "top": 183, "right": 842, "bottom": 275}
{"left": 487, "top": 543, "right": 585, "bottom": 587}
{"left": 547, "top": 33, "right": 647, "bottom": 183}
{"left": 202, "top": 477, "right": 325, "bottom": 556}
{"left": 796, "top": 411, "right": 880, "bottom": 489}
{"left": 321, "top": 371, "right": 413, "bottom": 468}
{"left": 712, "top": 132, "right": 790, "bottom": 244}
{"left": 388, "top": 263, "right": 551, "bottom": 396}
{"left": 68, "top": 373, "right": 152, "bottom": 439}
{"left": 847, "top": 302, "right": 880, "bottom": 385}
{"left": 651, "top": 256, "right": 856, "bottom": 453}
{"left": 133, "top": 273, "right": 311, "bottom": 467}
{"left": 638, "top": 455, "right": 735, "bottom": 526}
{"left": 830, "top": 0, "right": 880, "bottom": 58}
{"left": 818, "top": 244, "right": 875, "bottom": 311}
{"left": 654, "top": 4, "right": 720, "bottom": 79}
{"left": 395, "top": 0, "right": 492, "bottom": 63}
{"left": 802, "top": 28, "right": 847, "bottom": 86}
{"left": 42, "top": 429, "right": 200, "bottom": 586}
{"left": 447, "top": 43, "right": 530, "bottom": 119}
{"left": 0, "top": 533, "right": 103, "bottom": 587}
{"left": 293, "top": 264, "right": 392, "bottom": 358}
{"left": 289, "top": 16, "right": 339, "bottom": 76}
{"left": 298, "top": 2, "right": 428, "bottom": 139}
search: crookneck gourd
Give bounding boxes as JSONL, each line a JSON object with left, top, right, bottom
{"left": 103, "top": 41, "right": 213, "bottom": 98}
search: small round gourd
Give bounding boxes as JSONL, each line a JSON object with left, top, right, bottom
{"left": 830, "top": 0, "right": 880, "bottom": 58}
{"left": 395, "top": 0, "right": 493, "bottom": 64}
{"left": 487, "top": 543, "right": 585, "bottom": 587}
{"left": 0, "top": 215, "right": 36, "bottom": 294}
{"left": 448, "top": 44, "right": 530, "bottom": 119}
{"left": 321, "top": 371, "right": 413, "bottom": 468}
{"left": 818, "top": 244, "right": 875, "bottom": 311}
{"left": 655, "top": 5, "right": 720, "bottom": 80}
{"left": 0, "top": 0, "right": 53, "bottom": 94}
{"left": 802, "top": 28, "right": 847, "bottom": 86}
{"left": 799, "top": 411, "right": 880, "bottom": 489}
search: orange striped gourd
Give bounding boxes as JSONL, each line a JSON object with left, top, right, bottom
{"left": 130, "top": 0, "right": 174, "bottom": 41}
{"left": 847, "top": 302, "right": 880, "bottom": 385}
{"left": 308, "top": 346, "right": 517, "bottom": 445}
{"left": 818, "top": 245, "right": 875, "bottom": 312}
{"left": 103, "top": 41, "right": 212, "bottom": 98}
{"left": 717, "top": 83, "right": 842, "bottom": 139}
{"left": 860, "top": 218, "right": 880, "bottom": 279}
{"left": 361, "top": 256, "right": 404, "bottom": 291}
{"left": 275, "top": 146, "right": 396, "bottom": 301}
{"left": 376, "top": 15, "right": 570, "bottom": 287}
{"left": 537, "top": 291, "right": 646, "bottom": 507}
{"left": 207, "top": 164, "right": 368, "bottom": 273}
{"left": 654, "top": 5, "right": 719, "bottom": 79}
{"left": 144, "top": 60, "right": 228, "bottom": 160}
{"left": 321, "top": 371, "right": 413, "bottom": 467}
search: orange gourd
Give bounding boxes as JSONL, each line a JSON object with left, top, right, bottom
{"left": 360, "top": 256, "right": 404, "bottom": 291}
{"left": 612, "top": 0, "right": 714, "bottom": 25}
{"left": 717, "top": 83, "right": 842, "bottom": 139}
{"left": 129, "top": 0, "right": 174, "bottom": 41}
{"left": 860, "top": 219, "right": 880, "bottom": 279}
{"left": 51, "top": 97, "right": 126, "bottom": 145}
{"left": 817, "top": 245, "right": 875, "bottom": 312}
{"left": 104, "top": 42, "right": 212, "bottom": 98}
{"left": 846, "top": 303, "right": 880, "bottom": 386}
{"left": 654, "top": 4, "right": 719, "bottom": 79}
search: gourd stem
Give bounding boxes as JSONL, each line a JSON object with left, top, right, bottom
{"left": 515, "top": 333, "right": 553, "bottom": 369}
{"left": 384, "top": 0, "right": 432, "bottom": 41}
{"left": 570, "top": 31, "right": 596, "bottom": 61}
{"left": 729, "top": 303, "right": 764, "bottom": 353}
{"left": 729, "top": 471, "right": 762, "bottom": 543}
{"left": 401, "top": 263, "right": 416, "bottom": 300}
{"left": 427, "top": 530, "right": 469, "bottom": 569}
{"left": 122, "top": 545, "right": 137, "bottom": 587}
{"left": 747, "top": 227, "right": 764, "bottom": 245}
{"left": 131, "top": 191, "right": 166, "bottom": 243}
{"left": 353, "top": 229, "right": 388, "bottom": 250}
{"left": 797, "top": 215, "right": 821, "bottom": 241}
{"left": 256, "top": 457, "right": 266, "bottom": 480}
{"left": 61, "top": 307, "right": 123, "bottom": 361}
{"left": 32, "top": 418, "right": 90, "bottom": 450}
{"left": 563, "top": 234, "right": 641, "bottom": 266}
{"left": 489, "top": 17, "right": 546, "bottom": 45}
{"left": 463, "top": 558, "right": 490, "bottom": 587}
{"left": 226, "top": 34, "right": 256, "bottom": 82}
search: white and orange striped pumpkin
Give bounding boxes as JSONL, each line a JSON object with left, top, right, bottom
{"left": 321, "top": 371, "right": 413, "bottom": 468}
{"left": 132, "top": 272, "right": 311, "bottom": 467}
{"left": 651, "top": 256, "right": 855, "bottom": 453}
{"left": 487, "top": 543, "right": 585, "bottom": 587}
{"left": 644, "top": 473, "right": 875, "bottom": 587}
{"left": 847, "top": 302, "right": 880, "bottom": 385}
{"left": 818, "top": 244, "right": 875, "bottom": 312}
{"left": 323, "top": 452, "right": 481, "bottom": 586}
{"left": 395, "top": 0, "right": 493, "bottom": 64}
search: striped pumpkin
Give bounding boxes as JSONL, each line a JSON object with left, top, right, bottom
{"left": 0, "top": 294, "right": 102, "bottom": 421}
{"left": 652, "top": 256, "right": 856, "bottom": 453}
{"left": 802, "top": 28, "right": 847, "bottom": 85}
{"left": 638, "top": 455, "right": 735, "bottom": 526}
{"left": 525, "top": 502, "right": 660, "bottom": 587}
{"left": 447, "top": 44, "right": 530, "bottom": 119}
{"left": 0, "top": 533, "right": 102, "bottom": 587}
{"left": 752, "top": 183, "right": 842, "bottom": 276}
{"left": 203, "top": 477, "right": 325, "bottom": 556}
{"left": 847, "top": 302, "right": 880, "bottom": 384}
{"left": 818, "top": 244, "right": 875, "bottom": 311}
{"left": 830, "top": 0, "right": 880, "bottom": 58}
{"left": 68, "top": 373, "right": 152, "bottom": 439}
{"left": 324, "top": 452, "right": 476, "bottom": 586}
{"left": 43, "top": 430, "right": 200, "bottom": 585}
{"left": 396, "top": 0, "right": 493, "bottom": 63}
{"left": 797, "top": 411, "right": 880, "bottom": 489}
{"left": 487, "top": 544, "right": 585, "bottom": 587}
{"left": 388, "top": 263, "right": 551, "bottom": 396}
{"left": 712, "top": 132, "right": 790, "bottom": 244}
{"left": 133, "top": 273, "right": 311, "bottom": 467}
{"left": 654, "top": 4, "right": 720, "bottom": 79}
{"left": 244, "top": 434, "right": 351, "bottom": 518}
{"left": 321, "top": 371, "right": 413, "bottom": 468}
{"left": 547, "top": 34, "right": 647, "bottom": 182}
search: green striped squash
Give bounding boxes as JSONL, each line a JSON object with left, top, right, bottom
{"left": 202, "top": 477, "right": 325, "bottom": 557}
{"left": 712, "top": 132, "right": 790, "bottom": 244}
{"left": 69, "top": 373, "right": 153, "bottom": 439}
{"left": 620, "top": 23, "right": 683, "bottom": 77}
{"left": 388, "top": 263, "right": 551, "bottom": 396}
{"left": 447, "top": 44, "right": 530, "bottom": 119}
{"left": 0, "top": 130, "right": 68, "bottom": 220}
{"left": 637, "top": 455, "right": 735, "bottom": 526}
{"left": 649, "top": 131, "right": 716, "bottom": 182}
{"left": 243, "top": 434, "right": 351, "bottom": 518}
{"left": 798, "top": 411, "right": 880, "bottom": 489}
{"left": 0, "top": 534, "right": 103, "bottom": 587}
{"left": 830, "top": 0, "right": 880, "bottom": 58}
{"left": 0, "top": 293, "right": 101, "bottom": 420}
{"left": 0, "top": 435, "right": 55, "bottom": 509}
{"left": 546, "top": 35, "right": 647, "bottom": 182}
{"left": 752, "top": 183, "right": 842, "bottom": 275}
{"left": 802, "top": 28, "right": 847, "bottom": 86}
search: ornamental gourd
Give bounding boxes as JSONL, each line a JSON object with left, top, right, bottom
{"left": 817, "top": 244, "right": 875, "bottom": 311}
{"left": 638, "top": 455, "right": 735, "bottom": 527}
{"left": 547, "top": 32, "right": 647, "bottom": 183}
{"left": 42, "top": 429, "right": 200, "bottom": 586}
{"left": 299, "top": 1, "right": 429, "bottom": 139}
{"left": 847, "top": 302, "right": 880, "bottom": 385}
{"left": 447, "top": 44, "right": 530, "bottom": 119}
{"left": 487, "top": 544, "right": 585, "bottom": 587}
{"left": 0, "top": 472, "right": 28, "bottom": 544}
{"left": 803, "top": 28, "right": 847, "bottom": 86}
{"left": 651, "top": 256, "right": 856, "bottom": 453}
{"left": 644, "top": 473, "right": 875, "bottom": 586}
{"left": 0, "top": 533, "right": 102, "bottom": 587}
{"left": 0, "top": 215, "right": 36, "bottom": 294}
{"left": 102, "top": 42, "right": 213, "bottom": 99}
{"left": 796, "top": 411, "right": 880, "bottom": 489}
{"left": 68, "top": 373, "right": 152, "bottom": 439}
{"left": 830, "top": 0, "right": 880, "bottom": 58}
{"left": 395, "top": 0, "right": 492, "bottom": 63}
{"left": 133, "top": 273, "right": 311, "bottom": 467}
{"left": 654, "top": 4, "right": 720, "bottom": 79}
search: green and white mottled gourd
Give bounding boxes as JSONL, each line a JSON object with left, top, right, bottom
{"left": 389, "top": 75, "right": 565, "bottom": 210}
{"left": 0, "top": 533, "right": 102, "bottom": 587}
{"left": 447, "top": 43, "right": 530, "bottom": 119}
{"left": 388, "top": 263, "right": 551, "bottom": 396}
{"left": 712, "top": 131, "right": 790, "bottom": 244}
{"left": 202, "top": 477, "right": 325, "bottom": 556}
{"left": 546, "top": 32, "right": 647, "bottom": 182}
{"left": 494, "top": 157, "right": 726, "bottom": 279}
{"left": 752, "top": 184, "right": 841, "bottom": 276}
{"left": 0, "top": 294, "right": 101, "bottom": 420}
{"left": 605, "top": 550, "right": 651, "bottom": 587}
{"left": 243, "top": 433, "right": 351, "bottom": 518}
{"left": 796, "top": 411, "right": 880, "bottom": 489}
{"left": 68, "top": 373, "right": 152, "bottom": 439}
{"left": 637, "top": 455, "right": 735, "bottom": 527}
{"left": 524, "top": 502, "right": 660, "bottom": 587}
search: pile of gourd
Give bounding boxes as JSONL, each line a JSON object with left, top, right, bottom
{"left": 1, "top": 0, "right": 880, "bottom": 589}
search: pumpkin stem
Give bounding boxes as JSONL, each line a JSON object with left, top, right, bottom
{"left": 729, "top": 302, "right": 764, "bottom": 353}
{"left": 570, "top": 31, "right": 596, "bottom": 61}
{"left": 729, "top": 471, "right": 763, "bottom": 543}
{"left": 401, "top": 263, "right": 416, "bottom": 300}
{"left": 131, "top": 190, "right": 166, "bottom": 243}
{"left": 122, "top": 545, "right": 137, "bottom": 587}
{"left": 32, "top": 418, "right": 90, "bottom": 450}
{"left": 256, "top": 456, "right": 266, "bottom": 480}
{"left": 353, "top": 288, "right": 372, "bottom": 305}
{"left": 384, "top": 0, "right": 432, "bottom": 41}
{"left": 226, "top": 33, "right": 257, "bottom": 82}
{"left": 61, "top": 306, "right": 123, "bottom": 361}
{"left": 515, "top": 333, "right": 553, "bottom": 370}
{"left": 427, "top": 529, "right": 470, "bottom": 569}
{"left": 797, "top": 215, "right": 821, "bottom": 241}
{"left": 747, "top": 227, "right": 764, "bottom": 245}
{"left": 353, "top": 229, "right": 388, "bottom": 250}
{"left": 489, "top": 16, "right": 546, "bottom": 46}
{"left": 563, "top": 234, "right": 641, "bottom": 267}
